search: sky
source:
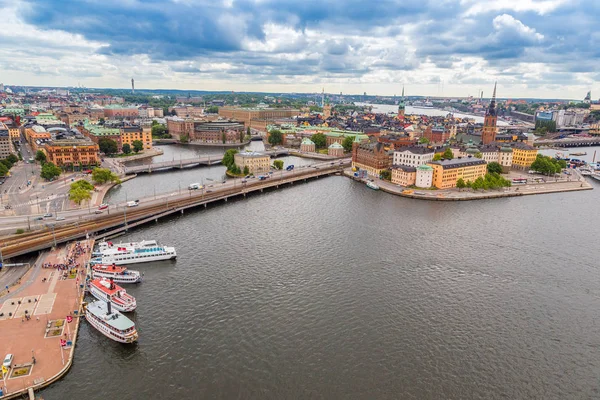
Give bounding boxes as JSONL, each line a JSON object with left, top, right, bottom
{"left": 0, "top": 0, "right": 598, "bottom": 99}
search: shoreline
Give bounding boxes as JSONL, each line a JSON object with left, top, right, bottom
{"left": 288, "top": 151, "right": 347, "bottom": 160}
{"left": 112, "top": 148, "right": 164, "bottom": 164}
{"left": 154, "top": 140, "right": 251, "bottom": 148}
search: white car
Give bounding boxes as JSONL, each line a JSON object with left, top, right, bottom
{"left": 56, "top": 216, "right": 66, "bottom": 221}
{"left": 3, "top": 354, "right": 13, "bottom": 369}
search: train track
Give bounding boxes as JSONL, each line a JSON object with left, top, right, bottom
{"left": 0, "top": 166, "right": 342, "bottom": 259}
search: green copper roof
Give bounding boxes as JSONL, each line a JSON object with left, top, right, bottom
{"left": 329, "top": 142, "right": 343, "bottom": 148}
{"left": 301, "top": 138, "right": 315, "bottom": 145}
{"left": 417, "top": 164, "right": 433, "bottom": 171}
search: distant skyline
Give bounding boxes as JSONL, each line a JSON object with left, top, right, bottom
{"left": 0, "top": 0, "right": 598, "bottom": 100}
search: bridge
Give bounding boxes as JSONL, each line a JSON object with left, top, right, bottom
{"left": 123, "top": 149, "right": 290, "bottom": 174}
{"left": 0, "top": 161, "right": 348, "bottom": 259}
{"left": 534, "top": 137, "right": 600, "bottom": 148}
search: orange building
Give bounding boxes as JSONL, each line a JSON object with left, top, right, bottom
{"left": 121, "top": 126, "right": 152, "bottom": 150}
{"left": 428, "top": 158, "right": 487, "bottom": 189}
{"left": 44, "top": 139, "right": 100, "bottom": 168}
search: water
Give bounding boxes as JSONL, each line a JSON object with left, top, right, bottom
{"left": 40, "top": 147, "right": 600, "bottom": 399}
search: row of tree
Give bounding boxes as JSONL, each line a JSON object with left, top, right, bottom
{"left": 98, "top": 138, "right": 144, "bottom": 155}
{"left": 151, "top": 120, "right": 171, "bottom": 139}
{"left": 456, "top": 173, "right": 512, "bottom": 190}
{"left": 534, "top": 119, "right": 557, "bottom": 135}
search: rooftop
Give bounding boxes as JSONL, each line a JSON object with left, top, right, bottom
{"left": 392, "top": 165, "right": 416, "bottom": 172}
{"left": 429, "top": 157, "right": 486, "bottom": 169}
{"left": 395, "top": 146, "right": 434, "bottom": 155}
{"left": 236, "top": 151, "right": 268, "bottom": 158}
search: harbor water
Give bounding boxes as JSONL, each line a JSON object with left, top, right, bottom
{"left": 40, "top": 145, "right": 600, "bottom": 399}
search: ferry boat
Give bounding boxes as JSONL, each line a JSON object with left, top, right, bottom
{"left": 92, "top": 264, "right": 142, "bottom": 284}
{"left": 85, "top": 300, "right": 138, "bottom": 344}
{"left": 91, "top": 243, "right": 176, "bottom": 266}
{"left": 569, "top": 152, "right": 587, "bottom": 156}
{"left": 89, "top": 278, "right": 137, "bottom": 312}
{"left": 366, "top": 181, "right": 380, "bottom": 190}
{"left": 93, "top": 240, "right": 160, "bottom": 256}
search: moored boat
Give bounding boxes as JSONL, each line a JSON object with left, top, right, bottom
{"left": 366, "top": 181, "right": 380, "bottom": 190}
{"left": 589, "top": 173, "right": 600, "bottom": 182}
{"left": 91, "top": 243, "right": 177, "bottom": 266}
{"left": 85, "top": 300, "right": 138, "bottom": 344}
{"left": 93, "top": 240, "right": 160, "bottom": 256}
{"left": 92, "top": 264, "right": 142, "bottom": 284}
{"left": 89, "top": 278, "right": 137, "bottom": 312}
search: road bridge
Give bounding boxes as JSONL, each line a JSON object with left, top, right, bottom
{"left": 0, "top": 161, "right": 347, "bottom": 259}
{"left": 124, "top": 149, "right": 290, "bottom": 175}
{"left": 534, "top": 137, "right": 600, "bottom": 148}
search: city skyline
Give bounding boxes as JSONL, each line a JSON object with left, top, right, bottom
{"left": 0, "top": 0, "right": 598, "bottom": 99}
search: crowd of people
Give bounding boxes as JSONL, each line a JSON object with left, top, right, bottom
{"left": 41, "top": 241, "right": 90, "bottom": 280}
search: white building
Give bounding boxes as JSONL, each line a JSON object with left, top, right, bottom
{"left": 415, "top": 164, "right": 433, "bottom": 188}
{"left": 393, "top": 146, "right": 434, "bottom": 167}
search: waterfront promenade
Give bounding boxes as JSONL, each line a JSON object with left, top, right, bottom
{"left": 0, "top": 240, "right": 91, "bottom": 399}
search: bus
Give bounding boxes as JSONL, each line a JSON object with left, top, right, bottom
{"left": 512, "top": 178, "right": 527, "bottom": 185}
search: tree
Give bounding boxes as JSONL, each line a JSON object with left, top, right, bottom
{"left": 456, "top": 178, "right": 467, "bottom": 189}
{"left": 246, "top": 127, "right": 251, "bottom": 137}
{"left": 69, "top": 187, "right": 92, "bottom": 205}
{"left": 273, "top": 160, "right": 284, "bottom": 170}
{"left": 99, "top": 117, "right": 105, "bottom": 124}
{"left": 132, "top": 140, "right": 144, "bottom": 153}
{"left": 433, "top": 153, "right": 442, "bottom": 161}
{"left": 268, "top": 129, "right": 283, "bottom": 146}
{"left": 311, "top": 133, "right": 327, "bottom": 149}
{"left": 380, "top": 170, "right": 391, "bottom": 181}
{"left": 222, "top": 149, "right": 238, "bottom": 168}
{"left": 474, "top": 152, "right": 483, "bottom": 159}
{"left": 35, "top": 150, "right": 47, "bottom": 164}
{"left": 534, "top": 119, "right": 556, "bottom": 134}
{"left": 205, "top": 106, "right": 219, "bottom": 114}
{"left": 0, "top": 163, "right": 8, "bottom": 177}
{"left": 122, "top": 143, "right": 132, "bottom": 154}
{"left": 222, "top": 131, "right": 227, "bottom": 144}
{"left": 40, "top": 162, "right": 61, "bottom": 181}
{"left": 92, "top": 168, "right": 121, "bottom": 184}
{"left": 342, "top": 136, "right": 355, "bottom": 152}
{"left": 6, "top": 154, "right": 18, "bottom": 164}
{"left": 530, "top": 154, "right": 563, "bottom": 175}
{"left": 0, "top": 160, "right": 12, "bottom": 170}
{"left": 487, "top": 162, "right": 503, "bottom": 174}
{"left": 442, "top": 148, "right": 454, "bottom": 160}
{"left": 70, "top": 179, "right": 95, "bottom": 191}
{"left": 98, "top": 138, "right": 118, "bottom": 155}
{"left": 419, "top": 137, "right": 430, "bottom": 144}
{"left": 243, "top": 166, "right": 249, "bottom": 175}
{"left": 151, "top": 124, "right": 168, "bottom": 138}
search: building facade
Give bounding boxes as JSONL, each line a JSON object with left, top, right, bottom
{"left": 121, "top": 126, "right": 152, "bottom": 150}
{"left": 44, "top": 139, "right": 100, "bottom": 168}
{"left": 511, "top": 143, "right": 537, "bottom": 169}
{"left": 428, "top": 158, "right": 487, "bottom": 189}
{"left": 328, "top": 142, "right": 344, "bottom": 157}
{"left": 391, "top": 165, "right": 416, "bottom": 186}
{"left": 393, "top": 146, "right": 434, "bottom": 167}
{"left": 234, "top": 152, "right": 270, "bottom": 174}
{"left": 192, "top": 121, "right": 244, "bottom": 143}
{"left": 0, "top": 123, "right": 14, "bottom": 159}
{"left": 352, "top": 141, "right": 391, "bottom": 177}
{"left": 300, "top": 138, "right": 316, "bottom": 152}
{"left": 219, "top": 107, "right": 300, "bottom": 126}
{"left": 166, "top": 117, "right": 194, "bottom": 140}
{"left": 482, "top": 83, "right": 498, "bottom": 145}
{"left": 415, "top": 164, "right": 434, "bottom": 188}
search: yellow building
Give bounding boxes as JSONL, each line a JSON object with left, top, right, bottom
{"left": 120, "top": 127, "right": 152, "bottom": 150}
{"left": 44, "top": 139, "right": 100, "bottom": 168}
{"left": 234, "top": 152, "right": 270, "bottom": 174}
{"left": 428, "top": 158, "right": 487, "bottom": 189}
{"left": 8, "top": 127, "right": 20, "bottom": 141}
{"left": 511, "top": 143, "right": 538, "bottom": 169}
{"left": 590, "top": 123, "right": 600, "bottom": 135}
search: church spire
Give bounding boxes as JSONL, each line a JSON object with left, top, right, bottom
{"left": 487, "top": 81, "right": 497, "bottom": 117}
{"left": 401, "top": 85, "right": 404, "bottom": 98}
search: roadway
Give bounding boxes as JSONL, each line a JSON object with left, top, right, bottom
{"left": 0, "top": 158, "right": 351, "bottom": 235}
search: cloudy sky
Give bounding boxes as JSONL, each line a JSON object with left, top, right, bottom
{"left": 0, "top": 0, "right": 598, "bottom": 99}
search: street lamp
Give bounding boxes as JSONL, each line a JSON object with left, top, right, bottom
{"left": 36, "top": 195, "right": 40, "bottom": 213}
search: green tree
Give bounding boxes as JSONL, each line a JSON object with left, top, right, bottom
{"left": 433, "top": 153, "right": 442, "bottom": 161}
{"left": 311, "top": 133, "right": 327, "bottom": 149}
{"left": 474, "top": 152, "right": 483, "bottom": 159}
{"left": 69, "top": 187, "right": 92, "bottom": 205}
{"left": 487, "top": 162, "right": 503, "bottom": 174}
{"left": 534, "top": 119, "right": 556, "bottom": 134}
{"left": 98, "top": 138, "right": 118, "bottom": 155}
{"left": 442, "top": 148, "right": 454, "bottom": 160}
{"left": 456, "top": 178, "right": 467, "bottom": 189}
{"left": 530, "top": 154, "right": 563, "bottom": 175}
{"left": 6, "top": 154, "right": 18, "bottom": 164}
{"left": 268, "top": 129, "right": 283, "bottom": 146}
{"left": 419, "top": 137, "right": 430, "bottom": 144}
{"left": 132, "top": 140, "right": 144, "bottom": 153}
{"left": 222, "top": 149, "right": 238, "bottom": 168}
{"left": 273, "top": 160, "right": 284, "bottom": 170}
{"left": 70, "top": 179, "right": 94, "bottom": 191}
{"left": 205, "top": 106, "right": 219, "bottom": 114}
{"left": 151, "top": 124, "right": 168, "bottom": 138}
{"left": 35, "top": 150, "right": 47, "bottom": 164}
{"left": 243, "top": 166, "right": 249, "bottom": 175}
{"left": 92, "top": 168, "right": 121, "bottom": 184}
{"left": 40, "top": 162, "right": 61, "bottom": 181}
{"left": 380, "top": 170, "right": 391, "bottom": 181}
{"left": 0, "top": 163, "right": 8, "bottom": 177}
{"left": 122, "top": 143, "right": 132, "bottom": 154}
{"left": 342, "top": 136, "right": 355, "bottom": 152}
{"left": 0, "top": 159, "right": 12, "bottom": 170}
{"left": 99, "top": 117, "right": 105, "bottom": 124}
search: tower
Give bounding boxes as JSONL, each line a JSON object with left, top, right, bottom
{"left": 321, "top": 88, "right": 325, "bottom": 108}
{"left": 482, "top": 82, "right": 498, "bottom": 145}
{"left": 131, "top": 78, "right": 135, "bottom": 93}
{"left": 323, "top": 104, "right": 332, "bottom": 119}
{"left": 398, "top": 86, "right": 405, "bottom": 119}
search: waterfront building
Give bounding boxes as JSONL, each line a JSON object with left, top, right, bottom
{"left": 121, "top": 126, "right": 152, "bottom": 150}
{"left": 192, "top": 121, "right": 244, "bottom": 143}
{"left": 234, "top": 152, "right": 270, "bottom": 174}
{"left": 44, "top": 138, "right": 100, "bottom": 168}
{"left": 482, "top": 83, "right": 498, "bottom": 145}
{"left": 415, "top": 164, "right": 434, "bottom": 188}
{"left": 393, "top": 146, "right": 434, "bottom": 167}
{"left": 300, "top": 138, "right": 316, "bottom": 152}
{"left": 219, "top": 107, "right": 300, "bottom": 127}
{"left": 428, "top": 157, "right": 487, "bottom": 189}
{"left": 352, "top": 140, "right": 391, "bottom": 177}
{"left": 0, "top": 122, "right": 14, "bottom": 158}
{"left": 79, "top": 121, "right": 122, "bottom": 151}
{"left": 391, "top": 165, "right": 416, "bottom": 186}
{"left": 511, "top": 143, "right": 537, "bottom": 170}
{"left": 328, "top": 142, "right": 344, "bottom": 157}
{"left": 166, "top": 117, "right": 194, "bottom": 141}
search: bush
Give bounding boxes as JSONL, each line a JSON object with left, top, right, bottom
{"left": 16, "top": 229, "right": 25, "bottom": 234}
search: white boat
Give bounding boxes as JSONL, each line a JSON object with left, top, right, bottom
{"left": 85, "top": 300, "right": 138, "bottom": 344}
{"left": 579, "top": 168, "right": 592, "bottom": 176}
{"left": 91, "top": 264, "right": 142, "bottom": 284}
{"left": 589, "top": 173, "right": 600, "bottom": 182}
{"left": 366, "top": 181, "right": 380, "bottom": 190}
{"left": 93, "top": 240, "right": 160, "bottom": 256}
{"left": 91, "top": 243, "right": 176, "bottom": 266}
{"left": 89, "top": 278, "right": 137, "bottom": 312}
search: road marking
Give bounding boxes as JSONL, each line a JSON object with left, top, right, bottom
{"left": 13, "top": 295, "right": 40, "bottom": 318}
{"left": 0, "top": 297, "right": 22, "bottom": 320}
{"left": 34, "top": 293, "right": 56, "bottom": 316}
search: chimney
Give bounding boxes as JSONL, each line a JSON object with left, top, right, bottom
{"left": 107, "top": 300, "right": 112, "bottom": 315}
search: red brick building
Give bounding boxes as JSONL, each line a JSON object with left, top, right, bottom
{"left": 351, "top": 141, "right": 391, "bottom": 176}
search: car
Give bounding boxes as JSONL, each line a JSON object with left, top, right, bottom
{"left": 127, "top": 201, "right": 139, "bottom": 207}
{"left": 241, "top": 179, "right": 247, "bottom": 183}
{"left": 206, "top": 190, "right": 213, "bottom": 193}
{"left": 3, "top": 354, "right": 13, "bottom": 369}
{"left": 94, "top": 209, "right": 104, "bottom": 214}
{"left": 34, "top": 216, "right": 44, "bottom": 221}
{"left": 43, "top": 213, "right": 53, "bottom": 218}
{"left": 98, "top": 203, "right": 109, "bottom": 210}
{"left": 56, "top": 216, "right": 65, "bottom": 221}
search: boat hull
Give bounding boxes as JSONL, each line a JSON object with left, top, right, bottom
{"left": 92, "top": 270, "right": 142, "bottom": 284}
{"left": 85, "top": 311, "right": 138, "bottom": 344}
{"left": 95, "top": 253, "right": 177, "bottom": 266}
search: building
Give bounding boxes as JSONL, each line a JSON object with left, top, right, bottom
{"left": 352, "top": 140, "right": 391, "bottom": 177}
{"left": 423, "top": 125, "right": 452, "bottom": 144}
{"left": 391, "top": 165, "right": 416, "bottom": 186}
{"left": 79, "top": 121, "right": 122, "bottom": 151}
{"left": 328, "top": 142, "right": 344, "bottom": 157}
{"left": 511, "top": 143, "right": 537, "bottom": 170}
{"left": 59, "top": 112, "right": 90, "bottom": 126}
{"left": 323, "top": 104, "right": 332, "bottom": 119}
{"left": 121, "top": 126, "right": 152, "bottom": 150}
{"left": 103, "top": 106, "right": 139, "bottom": 118}
{"left": 393, "top": 146, "right": 434, "bottom": 167}
{"left": 415, "top": 164, "right": 434, "bottom": 188}
{"left": 192, "top": 121, "right": 244, "bottom": 143}
{"left": 218, "top": 107, "right": 300, "bottom": 126}
{"left": 166, "top": 117, "right": 194, "bottom": 140}
{"left": 428, "top": 157, "right": 487, "bottom": 189}
{"left": 234, "top": 152, "right": 270, "bottom": 174}
{"left": 25, "top": 126, "right": 51, "bottom": 151}
{"left": 44, "top": 138, "right": 100, "bottom": 168}
{"left": 482, "top": 83, "right": 498, "bottom": 145}
{"left": 0, "top": 122, "right": 14, "bottom": 159}
{"left": 300, "top": 138, "right": 316, "bottom": 152}
{"left": 377, "top": 133, "right": 415, "bottom": 150}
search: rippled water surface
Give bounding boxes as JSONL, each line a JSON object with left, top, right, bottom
{"left": 42, "top": 172, "right": 600, "bottom": 399}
